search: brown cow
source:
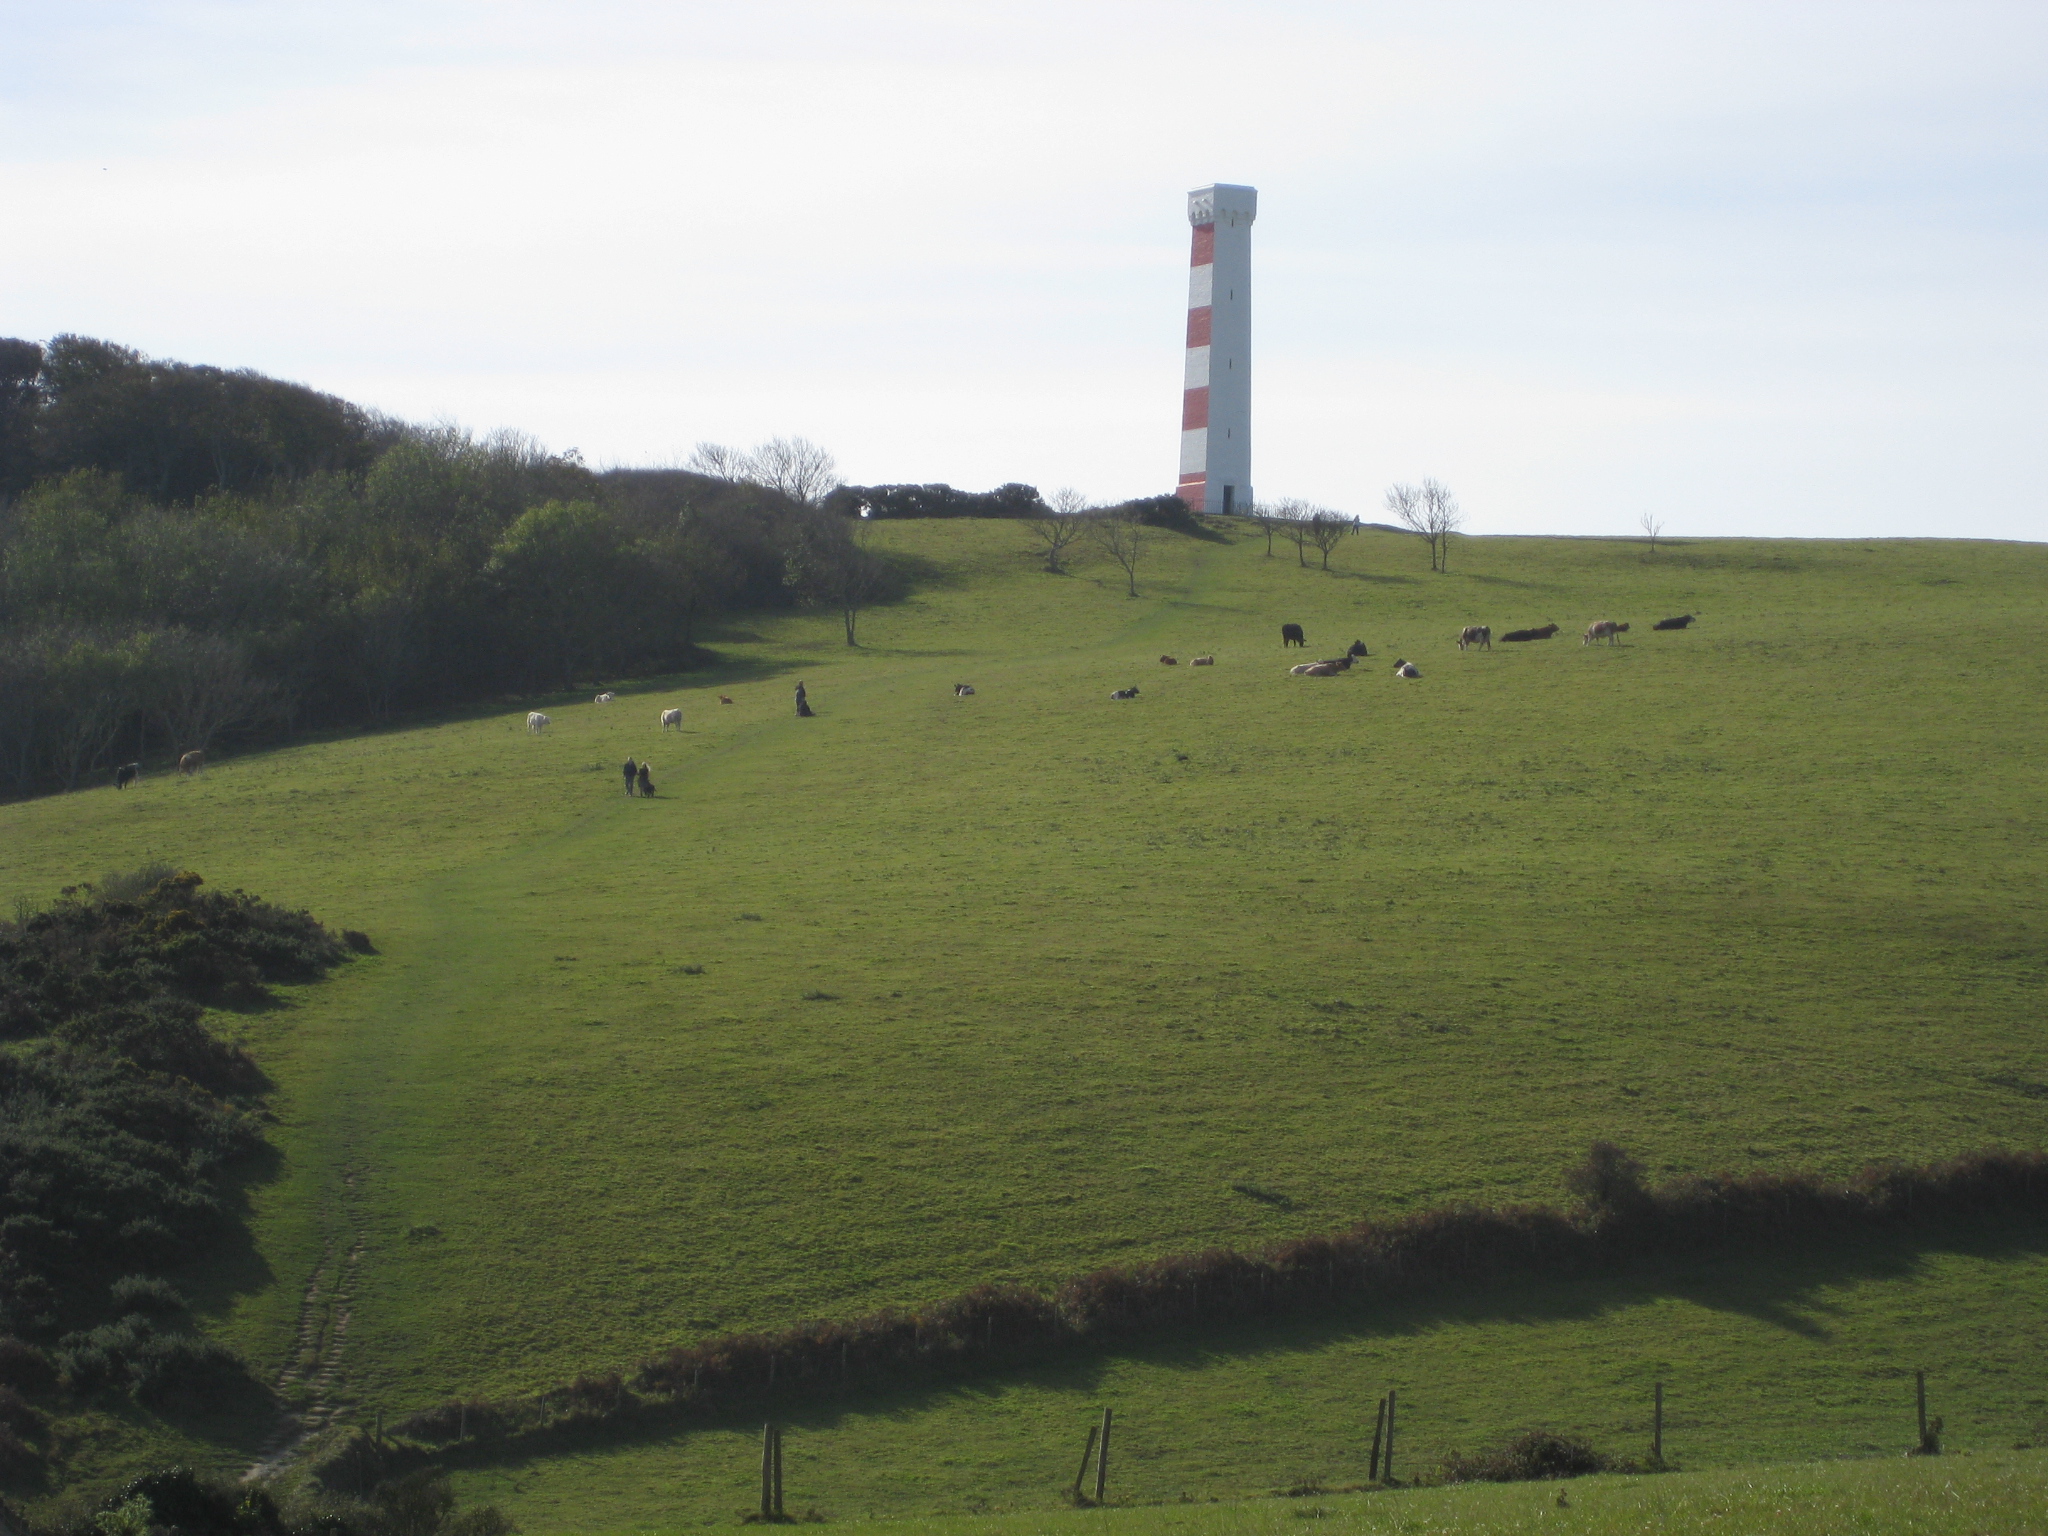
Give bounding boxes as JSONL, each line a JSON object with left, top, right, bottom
{"left": 178, "top": 750, "right": 205, "bottom": 776}
{"left": 1501, "top": 623, "right": 1560, "bottom": 642}
{"left": 1583, "top": 620, "right": 1629, "bottom": 646}
{"left": 1160, "top": 655, "right": 1178, "bottom": 665}
{"left": 1653, "top": 614, "right": 1696, "bottom": 631}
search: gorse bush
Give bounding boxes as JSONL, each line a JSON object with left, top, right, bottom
{"left": 1440, "top": 1429, "right": 1613, "bottom": 1483}
{"left": 0, "top": 871, "right": 353, "bottom": 1485}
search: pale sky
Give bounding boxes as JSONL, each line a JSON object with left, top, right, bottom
{"left": 4, "top": 1, "right": 2043, "bottom": 538}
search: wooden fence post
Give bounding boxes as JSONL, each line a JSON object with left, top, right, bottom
{"left": 459, "top": 1403, "right": 467, "bottom": 1443}
{"left": 1653, "top": 1381, "right": 1663, "bottom": 1464}
{"left": 773, "top": 1423, "right": 785, "bottom": 1518}
{"left": 760, "top": 1423, "right": 775, "bottom": 1520}
{"left": 1095, "top": 1408, "right": 1113, "bottom": 1504}
{"left": 1383, "top": 1390, "right": 1396, "bottom": 1484}
{"left": 1071, "top": 1424, "right": 1099, "bottom": 1502}
{"left": 1916, "top": 1370, "right": 1927, "bottom": 1446}
{"left": 1368, "top": 1395, "right": 1387, "bottom": 1481}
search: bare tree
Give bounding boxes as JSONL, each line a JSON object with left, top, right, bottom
{"left": 1640, "top": 511, "right": 1666, "bottom": 553}
{"left": 1302, "top": 509, "right": 1355, "bottom": 571}
{"left": 1088, "top": 508, "right": 1147, "bottom": 597}
{"left": 685, "top": 442, "right": 749, "bottom": 480}
{"left": 750, "top": 437, "right": 840, "bottom": 505}
{"left": 1387, "top": 479, "right": 1463, "bottom": 572}
{"left": 784, "top": 510, "right": 885, "bottom": 645}
{"left": 1026, "top": 487, "right": 1091, "bottom": 574}
{"left": 146, "top": 630, "right": 278, "bottom": 754}
{"left": 1268, "top": 496, "right": 1316, "bottom": 567}
{"left": 685, "top": 436, "right": 840, "bottom": 505}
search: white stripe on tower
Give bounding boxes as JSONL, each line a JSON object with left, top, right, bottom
{"left": 1176, "top": 183, "right": 1256, "bottom": 515}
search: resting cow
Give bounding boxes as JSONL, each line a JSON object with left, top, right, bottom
{"left": 1109, "top": 687, "right": 1140, "bottom": 700}
{"left": 954, "top": 684, "right": 976, "bottom": 696}
{"left": 1583, "top": 620, "right": 1629, "bottom": 646}
{"left": 1159, "top": 655, "right": 1178, "bottom": 665}
{"left": 1281, "top": 623, "right": 1306, "bottom": 648}
{"left": 1302, "top": 662, "right": 1343, "bottom": 676}
{"left": 1346, "top": 640, "right": 1370, "bottom": 658}
{"left": 1458, "top": 625, "right": 1491, "bottom": 651}
{"left": 1653, "top": 614, "right": 1696, "bottom": 631}
{"left": 660, "top": 708, "right": 683, "bottom": 730}
{"left": 1392, "top": 660, "right": 1421, "bottom": 678}
{"left": 1191, "top": 656, "right": 1215, "bottom": 666}
{"left": 595, "top": 691, "right": 615, "bottom": 704}
{"left": 1500, "top": 623, "right": 1560, "bottom": 642}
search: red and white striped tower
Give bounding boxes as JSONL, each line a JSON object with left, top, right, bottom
{"left": 1176, "top": 183, "right": 1257, "bottom": 514}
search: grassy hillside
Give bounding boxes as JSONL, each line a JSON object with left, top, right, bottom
{"left": 3, "top": 521, "right": 2044, "bottom": 1521}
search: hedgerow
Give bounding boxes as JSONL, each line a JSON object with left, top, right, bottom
{"left": 380, "top": 1143, "right": 2048, "bottom": 1460}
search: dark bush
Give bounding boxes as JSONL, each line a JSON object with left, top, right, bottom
{"left": 0, "top": 1424, "right": 42, "bottom": 1488}
{"left": 1111, "top": 493, "right": 1205, "bottom": 534}
{"left": 0, "top": 1339, "right": 54, "bottom": 1394}
{"left": 1440, "top": 1430, "right": 1612, "bottom": 1483}
{"left": 110, "top": 1275, "right": 188, "bottom": 1318}
{"left": 0, "top": 1386, "right": 46, "bottom": 1440}
{"left": 89, "top": 1466, "right": 287, "bottom": 1536}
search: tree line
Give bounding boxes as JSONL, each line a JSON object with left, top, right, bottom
{"left": 0, "top": 339, "right": 904, "bottom": 798}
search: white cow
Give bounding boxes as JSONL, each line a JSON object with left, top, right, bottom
{"left": 527, "top": 712, "right": 551, "bottom": 732}
{"left": 595, "top": 691, "right": 616, "bottom": 704}
{"left": 1392, "top": 660, "right": 1421, "bottom": 678}
{"left": 660, "top": 708, "right": 683, "bottom": 731}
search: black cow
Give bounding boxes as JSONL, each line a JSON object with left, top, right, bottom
{"left": 1500, "top": 623, "right": 1561, "bottom": 642}
{"left": 115, "top": 763, "right": 140, "bottom": 790}
{"left": 1281, "top": 623, "right": 1306, "bottom": 648}
{"left": 1653, "top": 614, "right": 1697, "bottom": 631}
{"left": 1346, "top": 639, "right": 1370, "bottom": 657}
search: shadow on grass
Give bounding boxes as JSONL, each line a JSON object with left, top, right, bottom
{"left": 413, "top": 1212, "right": 2048, "bottom": 1474}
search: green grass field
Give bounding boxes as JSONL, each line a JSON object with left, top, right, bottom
{"left": 5, "top": 521, "right": 2045, "bottom": 1525}
{"left": 856, "top": 1451, "right": 2048, "bottom": 1536}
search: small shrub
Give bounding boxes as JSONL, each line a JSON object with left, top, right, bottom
{"left": 343, "top": 930, "right": 376, "bottom": 954}
{"left": 1440, "top": 1430, "right": 1612, "bottom": 1483}
{"left": 129, "top": 1331, "right": 254, "bottom": 1412}
{"left": 0, "top": 1386, "right": 48, "bottom": 1440}
{"left": 109, "top": 1275, "right": 187, "bottom": 1318}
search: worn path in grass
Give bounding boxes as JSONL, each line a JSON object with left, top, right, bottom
{"left": 3, "top": 523, "right": 2044, "bottom": 1513}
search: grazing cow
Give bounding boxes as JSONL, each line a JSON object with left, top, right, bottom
{"left": 1393, "top": 660, "right": 1421, "bottom": 678}
{"left": 114, "top": 763, "right": 140, "bottom": 790}
{"left": 1653, "top": 614, "right": 1697, "bottom": 631}
{"left": 1458, "top": 625, "right": 1492, "bottom": 651}
{"left": 1346, "top": 640, "right": 1370, "bottom": 658}
{"left": 526, "top": 712, "right": 551, "bottom": 732}
{"left": 623, "top": 757, "right": 638, "bottom": 796}
{"left": 954, "top": 684, "right": 976, "bottom": 696}
{"left": 660, "top": 708, "right": 683, "bottom": 730}
{"left": 1191, "top": 655, "right": 1215, "bottom": 666}
{"left": 595, "top": 691, "right": 616, "bottom": 704}
{"left": 1281, "top": 623, "right": 1306, "bottom": 648}
{"left": 718, "top": 694, "right": 734, "bottom": 705}
{"left": 1583, "top": 620, "right": 1629, "bottom": 646}
{"left": 1500, "top": 623, "right": 1561, "bottom": 642}
{"left": 637, "top": 763, "right": 655, "bottom": 797}
{"left": 1109, "top": 687, "right": 1140, "bottom": 700}
{"left": 1159, "top": 655, "right": 1178, "bottom": 665}
{"left": 178, "top": 750, "right": 205, "bottom": 774}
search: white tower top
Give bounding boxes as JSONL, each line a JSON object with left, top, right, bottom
{"left": 1189, "top": 184, "right": 1258, "bottom": 228}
